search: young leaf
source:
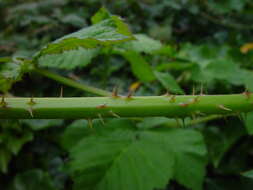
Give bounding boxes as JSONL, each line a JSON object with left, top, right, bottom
{"left": 119, "top": 34, "right": 162, "bottom": 54}
{"left": 154, "top": 71, "right": 184, "bottom": 94}
{"left": 36, "top": 15, "right": 135, "bottom": 69}
{"left": 91, "top": 7, "right": 111, "bottom": 24}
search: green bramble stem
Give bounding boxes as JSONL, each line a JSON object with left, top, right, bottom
{"left": 34, "top": 68, "right": 111, "bottom": 97}
{"left": 0, "top": 94, "right": 253, "bottom": 119}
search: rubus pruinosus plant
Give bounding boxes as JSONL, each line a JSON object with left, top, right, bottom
{"left": 2, "top": 7, "right": 253, "bottom": 190}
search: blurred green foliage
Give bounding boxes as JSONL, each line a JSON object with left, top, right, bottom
{"left": 1, "top": 0, "right": 253, "bottom": 190}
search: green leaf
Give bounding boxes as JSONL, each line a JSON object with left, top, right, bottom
{"left": 203, "top": 124, "right": 245, "bottom": 167}
{"left": 119, "top": 34, "right": 162, "bottom": 54}
{"left": 242, "top": 170, "right": 253, "bottom": 179}
{"left": 37, "top": 48, "right": 99, "bottom": 70}
{"left": 37, "top": 15, "right": 135, "bottom": 69}
{"left": 122, "top": 51, "right": 155, "bottom": 82}
{"left": 242, "top": 70, "right": 253, "bottom": 92}
{"left": 0, "top": 120, "right": 34, "bottom": 173}
{"left": 21, "top": 119, "right": 63, "bottom": 131}
{"left": 6, "top": 131, "right": 33, "bottom": 155}
{"left": 0, "top": 58, "right": 33, "bottom": 92}
{"left": 137, "top": 117, "right": 171, "bottom": 129}
{"left": 154, "top": 71, "right": 184, "bottom": 94}
{"left": 204, "top": 59, "right": 244, "bottom": 85}
{"left": 10, "top": 169, "right": 57, "bottom": 190}
{"left": 243, "top": 112, "right": 253, "bottom": 135}
{"left": 68, "top": 119, "right": 207, "bottom": 190}
{"left": 91, "top": 7, "right": 111, "bottom": 24}
{"left": 61, "top": 120, "right": 90, "bottom": 150}
{"left": 0, "top": 149, "right": 11, "bottom": 173}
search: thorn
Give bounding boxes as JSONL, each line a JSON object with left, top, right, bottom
{"left": 126, "top": 90, "right": 133, "bottom": 99}
{"left": 243, "top": 90, "right": 251, "bottom": 99}
{"left": 200, "top": 83, "right": 204, "bottom": 95}
{"left": 179, "top": 102, "right": 189, "bottom": 107}
{"left": 218, "top": 104, "right": 232, "bottom": 111}
{"left": 60, "top": 86, "right": 63, "bottom": 97}
{"left": 98, "top": 114, "right": 105, "bottom": 125}
{"left": 96, "top": 103, "right": 107, "bottom": 109}
{"left": 112, "top": 86, "right": 119, "bottom": 98}
{"left": 169, "top": 95, "right": 176, "bottom": 103}
{"left": 109, "top": 110, "right": 120, "bottom": 118}
{"left": 27, "top": 107, "right": 34, "bottom": 118}
{"left": 87, "top": 118, "right": 93, "bottom": 129}
{"left": 192, "top": 85, "right": 195, "bottom": 96}
{"left": 192, "top": 96, "right": 200, "bottom": 103}
{"left": 0, "top": 96, "right": 7, "bottom": 107}
{"left": 27, "top": 96, "right": 36, "bottom": 106}
{"left": 163, "top": 91, "right": 170, "bottom": 97}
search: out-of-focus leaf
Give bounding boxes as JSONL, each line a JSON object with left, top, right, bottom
{"left": 154, "top": 71, "right": 184, "bottom": 94}
{"left": 10, "top": 169, "right": 57, "bottom": 190}
{"left": 243, "top": 112, "right": 253, "bottom": 135}
{"left": 0, "top": 120, "right": 34, "bottom": 173}
{"left": 203, "top": 123, "right": 245, "bottom": 167}
{"left": 61, "top": 120, "right": 91, "bottom": 150}
{"left": 242, "top": 70, "right": 253, "bottom": 92}
{"left": 207, "top": 0, "right": 247, "bottom": 14}
{"left": 61, "top": 14, "right": 86, "bottom": 27}
{"left": 122, "top": 51, "right": 155, "bottom": 82}
{"left": 129, "top": 81, "right": 141, "bottom": 91}
{"left": 204, "top": 59, "right": 244, "bottom": 85}
{"left": 21, "top": 119, "right": 63, "bottom": 131}
{"left": 68, "top": 119, "right": 207, "bottom": 190}
{"left": 6, "top": 131, "right": 33, "bottom": 155}
{"left": 0, "top": 149, "right": 11, "bottom": 173}
{"left": 242, "top": 170, "right": 253, "bottom": 179}
{"left": 240, "top": 43, "right": 253, "bottom": 54}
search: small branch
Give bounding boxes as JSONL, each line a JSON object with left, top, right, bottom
{"left": 1, "top": 94, "right": 253, "bottom": 119}
{"left": 34, "top": 68, "right": 111, "bottom": 97}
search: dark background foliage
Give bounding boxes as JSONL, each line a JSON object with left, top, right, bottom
{"left": 2, "top": 0, "right": 253, "bottom": 189}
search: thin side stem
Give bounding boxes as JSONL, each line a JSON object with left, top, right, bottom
{"left": 1, "top": 94, "right": 253, "bottom": 119}
{"left": 34, "top": 68, "right": 111, "bottom": 97}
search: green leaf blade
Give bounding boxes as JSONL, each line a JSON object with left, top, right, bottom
{"left": 154, "top": 71, "right": 184, "bottom": 94}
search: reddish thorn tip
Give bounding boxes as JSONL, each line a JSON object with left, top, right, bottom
{"left": 218, "top": 104, "right": 232, "bottom": 111}
{"left": 96, "top": 103, "right": 107, "bottom": 109}
{"left": 112, "top": 87, "right": 119, "bottom": 98}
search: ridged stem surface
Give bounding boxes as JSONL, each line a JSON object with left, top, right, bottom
{"left": 1, "top": 94, "right": 252, "bottom": 119}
